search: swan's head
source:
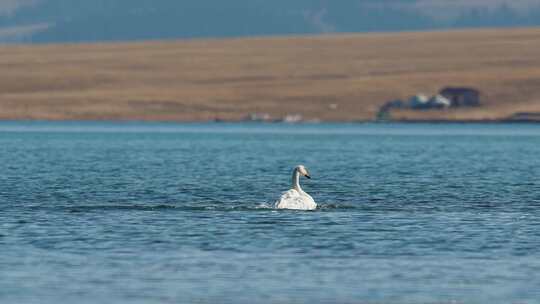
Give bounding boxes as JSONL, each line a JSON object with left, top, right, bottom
{"left": 296, "top": 165, "right": 311, "bottom": 179}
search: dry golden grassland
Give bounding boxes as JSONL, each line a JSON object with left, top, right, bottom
{"left": 1, "top": 27, "right": 540, "bottom": 121}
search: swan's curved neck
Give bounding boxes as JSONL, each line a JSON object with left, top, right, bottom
{"left": 292, "top": 168, "right": 303, "bottom": 193}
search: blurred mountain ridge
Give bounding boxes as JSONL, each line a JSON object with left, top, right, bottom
{"left": 2, "top": 0, "right": 540, "bottom": 43}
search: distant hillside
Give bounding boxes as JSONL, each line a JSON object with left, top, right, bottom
{"left": 1, "top": 28, "right": 540, "bottom": 122}
{"left": 2, "top": 0, "right": 540, "bottom": 43}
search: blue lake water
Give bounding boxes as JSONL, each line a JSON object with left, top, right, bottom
{"left": 1, "top": 121, "right": 540, "bottom": 304}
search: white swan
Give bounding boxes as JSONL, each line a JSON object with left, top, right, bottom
{"left": 275, "top": 165, "right": 317, "bottom": 210}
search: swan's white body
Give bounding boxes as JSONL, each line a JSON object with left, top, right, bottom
{"left": 275, "top": 165, "right": 317, "bottom": 210}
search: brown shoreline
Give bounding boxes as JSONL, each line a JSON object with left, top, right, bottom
{"left": 1, "top": 118, "right": 540, "bottom": 124}
{"left": 1, "top": 27, "right": 540, "bottom": 122}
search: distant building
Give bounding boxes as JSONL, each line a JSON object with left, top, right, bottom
{"left": 377, "top": 86, "right": 482, "bottom": 121}
{"left": 408, "top": 94, "right": 430, "bottom": 109}
{"left": 440, "top": 87, "right": 481, "bottom": 107}
{"left": 282, "top": 114, "right": 303, "bottom": 123}
{"left": 245, "top": 113, "right": 271, "bottom": 122}
{"left": 428, "top": 94, "right": 452, "bottom": 109}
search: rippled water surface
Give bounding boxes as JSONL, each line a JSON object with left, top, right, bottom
{"left": 1, "top": 122, "right": 540, "bottom": 304}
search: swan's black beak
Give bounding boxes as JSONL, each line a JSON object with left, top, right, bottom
{"left": 305, "top": 175, "right": 311, "bottom": 179}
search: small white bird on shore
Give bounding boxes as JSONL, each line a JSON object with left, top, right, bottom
{"left": 275, "top": 165, "right": 317, "bottom": 210}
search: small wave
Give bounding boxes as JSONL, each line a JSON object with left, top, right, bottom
{"left": 28, "top": 202, "right": 358, "bottom": 213}
{"left": 317, "top": 203, "right": 359, "bottom": 210}
{"left": 59, "top": 203, "right": 276, "bottom": 213}
{"left": 65, "top": 204, "right": 180, "bottom": 213}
